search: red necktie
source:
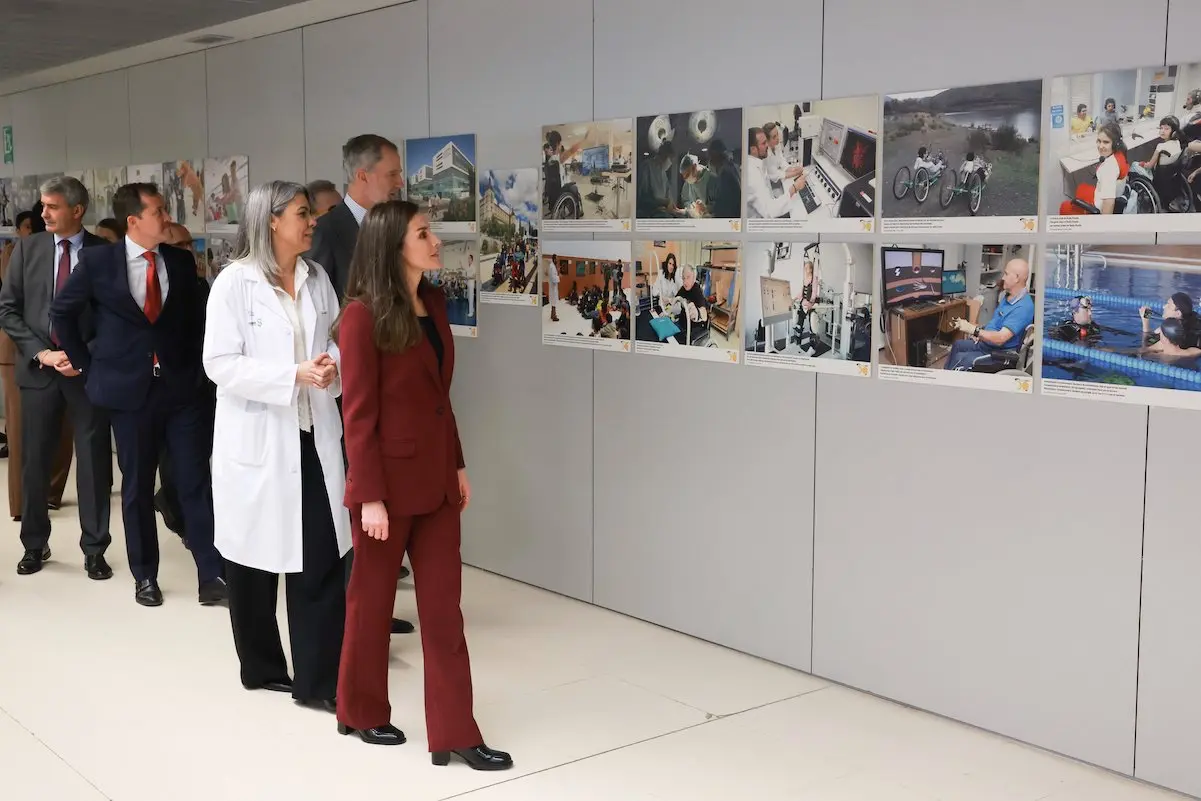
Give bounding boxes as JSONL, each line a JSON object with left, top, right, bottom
{"left": 50, "top": 240, "right": 70, "bottom": 345}
{"left": 144, "top": 251, "right": 161, "bottom": 367}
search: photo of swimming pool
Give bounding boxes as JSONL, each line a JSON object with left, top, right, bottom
{"left": 1042, "top": 245, "right": 1201, "bottom": 399}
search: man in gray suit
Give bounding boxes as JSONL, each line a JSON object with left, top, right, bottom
{"left": 0, "top": 176, "right": 114, "bottom": 579}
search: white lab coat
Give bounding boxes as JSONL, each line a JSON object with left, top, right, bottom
{"left": 202, "top": 257, "right": 351, "bottom": 574}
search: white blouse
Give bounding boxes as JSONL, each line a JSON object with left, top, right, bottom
{"left": 270, "top": 258, "right": 313, "bottom": 432}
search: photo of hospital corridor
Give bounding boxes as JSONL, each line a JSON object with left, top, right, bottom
{"left": 746, "top": 99, "right": 877, "bottom": 222}
{"left": 1050, "top": 64, "right": 1201, "bottom": 217}
{"left": 634, "top": 241, "right": 741, "bottom": 350}
{"left": 742, "top": 242, "right": 873, "bottom": 362}
{"left": 879, "top": 243, "right": 1035, "bottom": 374}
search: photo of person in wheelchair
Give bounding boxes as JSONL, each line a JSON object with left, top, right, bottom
{"left": 633, "top": 241, "right": 742, "bottom": 361}
{"left": 944, "top": 258, "right": 1035, "bottom": 374}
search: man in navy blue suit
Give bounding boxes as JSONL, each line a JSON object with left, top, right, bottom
{"left": 50, "top": 183, "right": 226, "bottom": 608}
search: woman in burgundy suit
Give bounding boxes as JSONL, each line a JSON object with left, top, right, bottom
{"left": 333, "top": 200, "right": 512, "bottom": 771}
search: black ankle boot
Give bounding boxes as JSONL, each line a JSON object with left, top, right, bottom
{"left": 431, "top": 744, "right": 513, "bottom": 771}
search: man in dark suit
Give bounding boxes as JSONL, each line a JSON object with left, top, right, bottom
{"left": 50, "top": 183, "right": 225, "bottom": 608}
{"left": 0, "top": 176, "right": 113, "bottom": 579}
{"left": 307, "top": 133, "right": 415, "bottom": 634}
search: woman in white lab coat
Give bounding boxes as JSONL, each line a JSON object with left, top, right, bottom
{"left": 203, "top": 180, "right": 351, "bottom": 712}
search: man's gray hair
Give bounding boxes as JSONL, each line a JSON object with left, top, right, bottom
{"left": 342, "top": 134, "right": 398, "bottom": 185}
{"left": 39, "top": 175, "right": 89, "bottom": 211}
{"left": 306, "top": 178, "right": 338, "bottom": 197}
{"left": 682, "top": 263, "right": 697, "bottom": 278}
{"left": 232, "top": 180, "right": 309, "bottom": 287}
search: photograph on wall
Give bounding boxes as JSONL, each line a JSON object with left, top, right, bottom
{"left": 89, "top": 167, "right": 128, "bottom": 223}
{"left": 478, "top": 168, "right": 539, "bottom": 306}
{"left": 163, "top": 159, "right": 206, "bottom": 233}
{"left": 204, "top": 156, "right": 248, "bottom": 233}
{"left": 882, "top": 80, "right": 1042, "bottom": 234}
{"left": 0, "top": 177, "right": 13, "bottom": 229}
{"left": 204, "top": 235, "right": 237, "bottom": 280}
{"left": 744, "top": 97, "right": 879, "bottom": 234}
{"left": 541, "top": 240, "right": 632, "bottom": 352}
{"left": 633, "top": 240, "right": 741, "bottom": 364}
{"left": 540, "top": 118, "right": 634, "bottom": 232}
{"left": 127, "top": 163, "right": 163, "bottom": 189}
{"left": 877, "top": 242, "right": 1035, "bottom": 393}
{"left": 1041, "top": 245, "right": 1201, "bottom": 409}
{"left": 406, "top": 134, "right": 476, "bottom": 234}
{"left": 424, "top": 238, "right": 479, "bottom": 337}
{"left": 1045, "top": 64, "right": 1201, "bottom": 234}
{"left": 635, "top": 108, "right": 743, "bottom": 233}
{"left": 11, "top": 175, "right": 42, "bottom": 219}
{"left": 742, "top": 242, "right": 872, "bottom": 377}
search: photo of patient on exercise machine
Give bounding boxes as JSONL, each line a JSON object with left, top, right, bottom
{"left": 540, "top": 240, "right": 632, "bottom": 351}
{"left": 744, "top": 97, "right": 878, "bottom": 234}
{"left": 541, "top": 119, "right": 633, "bottom": 232}
{"left": 1047, "top": 64, "right": 1201, "bottom": 233}
{"left": 635, "top": 108, "right": 743, "bottom": 233}
{"left": 878, "top": 243, "right": 1036, "bottom": 391}
{"left": 883, "top": 80, "right": 1041, "bottom": 227}
{"left": 633, "top": 240, "right": 741, "bottom": 363}
{"left": 1041, "top": 245, "right": 1201, "bottom": 409}
{"left": 742, "top": 242, "right": 873, "bottom": 376}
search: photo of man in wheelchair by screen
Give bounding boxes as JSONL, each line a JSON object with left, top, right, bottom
{"left": 1047, "top": 64, "right": 1201, "bottom": 232}
{"left": 878, "top": 243, "right": 1036, "bottom": 391}
{"left": 633, "top": 240, "right": 742, "bottom": 364}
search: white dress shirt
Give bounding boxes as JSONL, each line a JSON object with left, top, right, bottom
{"left": 270, "top": 258, "right": 314, "bottom": 432}
{"left": 125, "top": 236, "right": 170, "bottom": 309}
{"left": 51, "top": 229, "right": 86, "bottom": 293}
{"left": 344, "top": 193, "right": 368, "bottom": 226}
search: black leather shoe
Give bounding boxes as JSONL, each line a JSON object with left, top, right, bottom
{"left": 295, "top": 698, "right": 337, "bottom": 714}
{"left": 153, "top": 491, "right": 184, "bottom": 535}
{"left": 337, "top": 722, "right": 405, "bottom": 745}
{"left": 84, "top": 554, "right": 113, "bottom": 581}
{"left": 398, "top": 566, "right": 410, "bottom": 581}
{"left": 391, "top": 618, "right": 415, "bottom": 635}
{"left": 16, "top": 546, "right": 50, "bottom": 575}
{"left": 243, "top": 679, "right": 293, "bottom": 693}
{"left": 198, "top": 577, "right": 228, "bottom": 606}
{"left": 135, "top": 578, "right": 163, "bottom": 607}
{"left": 432, "top": 744, "right": 513, "bottom": 771}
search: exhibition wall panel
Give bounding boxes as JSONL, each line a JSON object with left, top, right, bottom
{"left": 205, "top": 30, "right": 307, "bottom": 188}
{"left": 813, "top": 0, "right": 1167, "bottom": 776}
{"left": 302, "top": 3, "right": 430, "bottom": 187}
{"left": 9, "top": 84, "right": 68, "bottom": 176}
{"left": 812, "top": 380, "right": 1147, "bottom": 773}
{"left": 451, "top": 306, "right": 596, "bottom": 602}
{"left": 427, "top": 0, "right": 597, "bottom": 601}
{"left": 429, "top": 0, "right": 594, "bottom": 167}
{"left": 1135, "top": 407, "right": 1201, "bottom": 798}
{"left": 128, "top": 54, "right": 209, "bottom": 164}
{"left": 593, "top": 353, "right": 816, "bottom": 671}
{"left": 63, "top": 72, "right": 132, "bottom": 172}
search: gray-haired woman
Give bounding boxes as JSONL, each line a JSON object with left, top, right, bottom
{"left": 202, "top": 180, "right": 351, "bottom": 711}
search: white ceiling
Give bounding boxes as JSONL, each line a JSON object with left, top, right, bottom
{"left": 0, "top": 0, "right": 408, "bottom": 96}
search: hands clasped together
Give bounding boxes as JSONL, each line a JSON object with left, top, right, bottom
{"left": 296, "top": 352, "right": 338, "bottom": 390}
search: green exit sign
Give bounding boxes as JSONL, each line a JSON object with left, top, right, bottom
{"left": 2, "top": 126, "right": 11, "bottom": 165}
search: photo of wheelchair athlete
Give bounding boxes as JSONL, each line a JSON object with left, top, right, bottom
{"left": 1049, "top": 64, "right": 1201, "bottom": 222}
{"left": 540, "top": 119, "right": 633, "bottom": 229}
{"left": 883, "top": 80, "right": 1042, "bottom": 218}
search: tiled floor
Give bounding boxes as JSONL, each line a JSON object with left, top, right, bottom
{"left": 0, "top": 463, "right": 1190, "bottom": 801}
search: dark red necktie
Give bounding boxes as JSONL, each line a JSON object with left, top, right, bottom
{"left": 50, "top": 239, "right": 70, "bottom": 344}
{"left": 144, "top": 251, "right": 161, "bottom": 367}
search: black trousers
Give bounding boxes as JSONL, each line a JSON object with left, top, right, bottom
{"left": 157, "top": 392, "right": 214, "bottom": 533}
{"left": 19, "top": 373, "right": 112, "bottom": 555}
{"left": 110, "top": 381, "right": 221, "bottom": 584}
{"left": 226, "top": 431, "right": 346, "bottom": 702}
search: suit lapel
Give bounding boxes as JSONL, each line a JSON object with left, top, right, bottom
{"left": 30, "top": 234, "right": 55, "bottom": 317}
{"left": 110, "top": 243, "right": 151, "bottom": 324}
{"left": 424, "top": 283, "right": 452, "bottom": 388}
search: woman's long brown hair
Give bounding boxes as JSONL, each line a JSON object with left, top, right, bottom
{"left": 333, "top": 199, "right": 426, "bottom": 353}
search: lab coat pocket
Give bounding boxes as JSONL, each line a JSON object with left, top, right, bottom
{"left": 228, "top": 401, "right": 269, "bottom": 466}
{"left": 381, "top": 438, "right": 416, "bottom": 459}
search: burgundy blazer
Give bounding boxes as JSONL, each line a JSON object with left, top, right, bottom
{"left": 340, "top": 283, "right": 465, "bottom": 517}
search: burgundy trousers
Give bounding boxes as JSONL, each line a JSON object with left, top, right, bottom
{"left": 336, "top": 500, "right": 483, "bottom": 751}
